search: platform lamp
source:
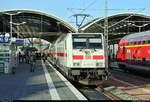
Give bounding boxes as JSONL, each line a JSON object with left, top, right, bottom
{"left": 2, "top": 12, "right": 22, "bottom": 45}
{"left": 12, "top": 22, "right": 26, "bottom": 65}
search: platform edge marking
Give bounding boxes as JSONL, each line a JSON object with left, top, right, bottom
{"left": 47, "top": 61, "right": 87, "bottom": 100}
{"left": 42, "top": 60, "right": 61, "bottom": 100}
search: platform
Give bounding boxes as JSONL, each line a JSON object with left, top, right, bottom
{"left": 0, "top": 60, "right": 87, "bottom": 100}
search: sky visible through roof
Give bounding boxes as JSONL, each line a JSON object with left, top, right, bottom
{"left": 1, "top": 0, "right": 150, "bottom": 28}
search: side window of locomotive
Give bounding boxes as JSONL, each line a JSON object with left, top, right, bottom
{"left": 65, "top": 41, "right": 66, "bottom": 50}
{"left": 134, "top": 37, "right": 138, "bottom": 45}
{"left": 148, "top": 35, "right": 150, "bottom": 44}
{"left": 138, "top": 36, "right": 143, "bottom": 45}
{"left": 57, "top": 35, "right": 66, "bottom": 44}
{"left": 142, "top": 35, "right": 148, "bottom": 44}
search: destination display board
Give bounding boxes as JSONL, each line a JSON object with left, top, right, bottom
{"left": 16, "top": 39, "right": 24, "bottom": 46}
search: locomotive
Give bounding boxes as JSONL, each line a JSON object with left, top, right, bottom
{"left": 117, "top": 30, "right": 150, "bottom": 72}
{"left": 49, "top": 33, "right": 109, "bottom": 85}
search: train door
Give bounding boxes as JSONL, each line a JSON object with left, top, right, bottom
{"left": 122, "top": 46, "right": 125, "bottom": 62}
{"left": 141, "top": 49, "right": 146, "bottom": 66}
{"left": 127, "top": 49, "right": 131, "bottom": 64}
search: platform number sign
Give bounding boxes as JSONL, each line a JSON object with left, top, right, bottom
{"left": 0, "top": 36, "right": 10, "bottom": 43}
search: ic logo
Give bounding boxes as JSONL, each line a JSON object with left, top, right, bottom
{"left": 85, "top": 55, "right": 91, "bottom": 59}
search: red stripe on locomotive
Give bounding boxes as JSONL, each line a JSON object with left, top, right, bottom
{"left": 93, "top": 55, "right": 104, "bottom": 60}
{"left": 73, "top": 55, "right": 84, "bottom": 60}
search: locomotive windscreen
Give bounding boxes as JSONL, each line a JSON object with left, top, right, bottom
{"left": 72, "top": 34, "right": 102, "bottom": 49}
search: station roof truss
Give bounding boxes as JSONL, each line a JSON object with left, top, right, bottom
{"left": 79, "top": 13, "right": 150, "bottom": 44}
{"left": 0, "top": 9, "right": 77, "bottom": 43}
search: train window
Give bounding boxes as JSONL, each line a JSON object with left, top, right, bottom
{"left": 123, "top": 46, "right": 125, "bottom": 54}
{"left": 127, "top": 38, "right": 131, "bottom": 46}
{"left": 73, "top": 38, "right": 87, "bottom": 49}
{"left": 142, "top": 35, "right": 148, "bottom": 44}
{"left": 72, "top": 35, "right": 103, "bottom": 49}
{"left": 138, "top": 36, "right": 143, "bottom": 45}
{"left": 137, "top": 57, "right": 141, "bottom": 64}
{"left": 134, "top": 37, "right": 138, "bottom": 45}
{"left": 148, "top": 35, "right": 150, "bottom": 44}
{"left": 130, "top": 38, "right": 134, "bottom": 45}
{"left": 88, "top": 38, "right": 102, "bottom": 49}
{"left": 133, "top": 56, "right": 136, "bottom": 64}
{"left": 142, "top": 57, "right": 146, "bottom": 65}
{"left": 147, "top": 57, "right": 150, "bottom": 66}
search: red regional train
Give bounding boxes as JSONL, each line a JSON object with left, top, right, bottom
{"left": 117, "top": 30, "right": 150, "bottom": 72}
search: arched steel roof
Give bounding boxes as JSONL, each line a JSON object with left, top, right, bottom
{"left": 0, "top": 9, "right": 77, "bottom": 42}
{"left": 79, "top": 13, "right": 150, "bottom": 44}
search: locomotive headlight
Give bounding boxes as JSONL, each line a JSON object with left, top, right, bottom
{"left": 73, "top": 63, "right": 80, "bottom": 66}
{"left": 96, "top": 63, "right": 99, "bottom": 66}
{"left": 96, "top": 62, "right": 103, "bottom": 67}
{"left": 90, "top": 50, "right": 94, "bottom": 53}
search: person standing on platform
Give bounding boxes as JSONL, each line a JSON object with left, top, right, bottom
{"left": 30, "top": 52, "right": 36, "bottom": 72}
{"left": 19, "top": 52, "right": 21, "bottom": 63}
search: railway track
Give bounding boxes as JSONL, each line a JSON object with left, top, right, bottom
{"left": 48, "top": 60, "right": 122, "bottom": 100}
{"left": 96, "top": 86, "right": 121, "bottom": 100}
{"left": 106, "top": 68, "right": 150, "bottom": 100}
{"left": 75, "top": 83, "right": 123, "bottom": 100}
{"left": 47, "top": 60, "right": 138, "bottom": 100}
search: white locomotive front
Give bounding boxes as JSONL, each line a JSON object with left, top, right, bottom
{"left": 49, "top": 33, "right": 108, "bottom": 85}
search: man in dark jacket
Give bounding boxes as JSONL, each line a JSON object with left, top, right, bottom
{"left": 30, "top": 52, "right": 36, "bottom": 72}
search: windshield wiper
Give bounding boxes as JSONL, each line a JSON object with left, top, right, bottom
{"left": 93, "top": 48, "right": 96, "bottom": 51}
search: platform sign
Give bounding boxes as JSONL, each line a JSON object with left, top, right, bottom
{"left": 16, "top": 40, "right": 24, "bottom": 46}
{"left": 0, "top": 36, "right": 10, "bottom": 43}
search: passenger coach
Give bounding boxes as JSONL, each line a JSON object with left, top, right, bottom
{"left": 117, "top": 30, "right": 150, "bottom": 72}
{"left": 49, "top": 33, "right": 108, "bottom": 85}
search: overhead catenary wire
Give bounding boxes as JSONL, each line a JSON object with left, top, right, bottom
{"left": 67, "top": 0, "right": 98, "bottom": 28}
{"left": 80, "top": 8, "right": 146, "bottom": 30}
{"left": 68, "top": 8, "right": 146, "bottom": 11}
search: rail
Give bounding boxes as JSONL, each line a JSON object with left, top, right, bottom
{"left": 96, "top": 86, "right": 121, "bottom": 100}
